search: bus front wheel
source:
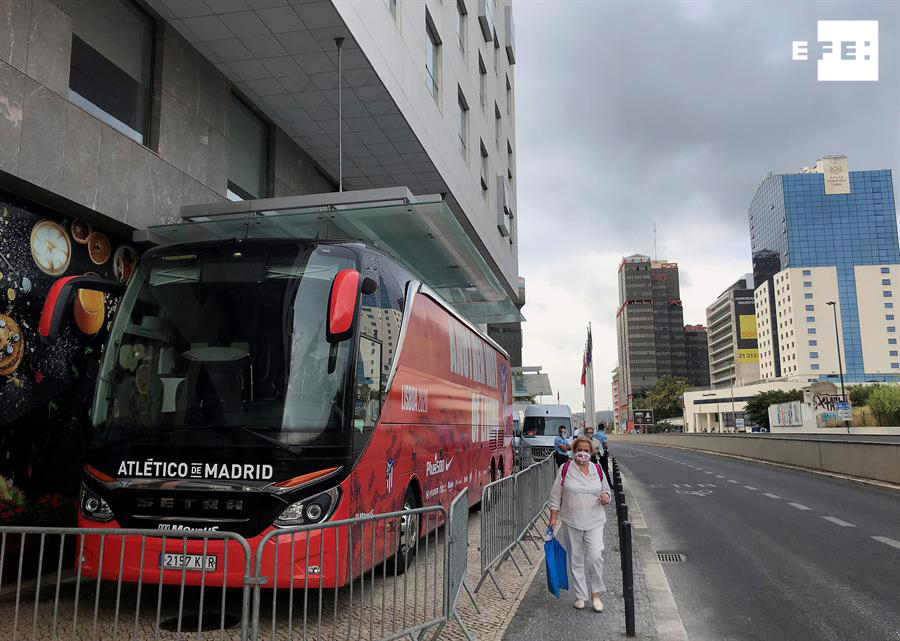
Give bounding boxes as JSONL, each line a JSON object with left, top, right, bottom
{"left": 394, "top": 486, "right": 420, "bottom": 575}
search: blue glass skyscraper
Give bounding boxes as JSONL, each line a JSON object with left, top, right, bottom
{"left": 749, "top": 161, "right": 900, "bottom": 382}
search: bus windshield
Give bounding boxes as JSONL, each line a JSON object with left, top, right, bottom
{"left": 91, "top": 242, "right": 356, "bottom": 458}
{"left": 523, "top": 416, "right": 572, "bottom": 436}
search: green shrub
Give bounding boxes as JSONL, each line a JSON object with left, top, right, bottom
{"left": 866, "top": 385, "right": 900, "bottom": 426}
{"left": 848, "top": 384, "right": 879, "bottom": 407}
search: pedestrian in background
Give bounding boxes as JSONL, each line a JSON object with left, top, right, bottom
{"left": 583, "top": 426, "right": 601, "bottom": 463}
{"left": 548, "top": 436, "right": 612, "bottom": 611}
{"left": 595, "top": 423, "right": 610, "bottom": 480}
{"left": 553, "top": 425, "right": 570, "bottom": 467}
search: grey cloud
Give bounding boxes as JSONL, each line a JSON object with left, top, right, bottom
{"left": 512, "top": 1, "right": 898, "bottom": 407}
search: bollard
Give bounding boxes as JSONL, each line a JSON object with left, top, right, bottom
{"left": 622, "top": 520, "right": 636, "bottom": 637}
{"left": 618, "top": 503, "right": 628, "bottom": 569}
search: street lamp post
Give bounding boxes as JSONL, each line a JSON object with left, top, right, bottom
{"left": 826, "top": 301, "right": 849, "bottom": 432}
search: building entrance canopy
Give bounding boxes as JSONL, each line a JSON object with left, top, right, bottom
{"left": 138, "top": 188, "right": 524, "bottom": 325}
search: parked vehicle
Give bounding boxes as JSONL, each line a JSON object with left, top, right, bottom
{"left": 41, "top": 237, "right": 513, "bottom": 588}
{"left": 520, "top": 404, "right": 574, "bottom": 460}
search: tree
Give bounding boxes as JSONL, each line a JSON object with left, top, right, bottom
{"left": 644, "top": 376, "right": 691, "bottom": 420}
{"left": 866, "top": 385, "right": 900, "bottom": 426}
{"left": 848, "top": 384, "right": 879, "bottom": 407}
{"left": 743, "top": 389, "right": 804, "bottom": 430}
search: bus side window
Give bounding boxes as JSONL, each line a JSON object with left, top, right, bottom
{"left": 354, "top": 334, "right": 382, "bottom": 432}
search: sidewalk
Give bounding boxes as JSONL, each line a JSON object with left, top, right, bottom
{"left": 500, "top": 502, "right": 659, "bottom": 641}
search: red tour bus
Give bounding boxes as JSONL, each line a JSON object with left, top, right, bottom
{"left": 41, "top": 238, "right": 513, "bottom": 587}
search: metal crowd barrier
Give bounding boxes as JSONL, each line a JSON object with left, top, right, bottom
{"left": 473, "top": 455, "right": 556, "bottom": 600}
{"left": 0, "top": 490, "right": 472, "bottom": 641}
{"left": 0, "top": 525, "right": 253, "bottom": 641}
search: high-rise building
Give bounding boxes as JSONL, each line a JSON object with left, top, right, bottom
{"left": 706, "top": 274, "right": 761, "bottom": 388}
{"left": 615, "top": 254, "right": 687, "bottom": 429}
{"left": 684, "top": 325, "right": 710, "bottom": 388}
{"left": 749, "top": 156, "right": 900, "bottom": 382}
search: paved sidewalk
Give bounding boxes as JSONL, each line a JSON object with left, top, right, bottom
{"left": 500, "top": 504, "right": 659, "bottom": 641}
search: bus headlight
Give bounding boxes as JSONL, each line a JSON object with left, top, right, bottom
{"left": 80, "top": 485, "right": 114, "bottom": 522}
{"left": 275, "top": 487, "right": 340, "bottom": 527}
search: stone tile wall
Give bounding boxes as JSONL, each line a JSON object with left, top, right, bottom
{"left": 0, "top": 0, "right": 331, "bottom": 230}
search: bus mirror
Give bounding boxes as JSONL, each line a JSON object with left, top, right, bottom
{"left": 327, "top": 269, "right": 360, "bottom": 343}
{"left": 39, "top": 275, "right": 126, "bottom": 344}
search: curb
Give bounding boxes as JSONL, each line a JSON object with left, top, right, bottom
{"left": 619, "top": 472, "right": 690, "bottom": 641}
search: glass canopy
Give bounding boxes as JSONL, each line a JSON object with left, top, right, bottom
{"left": 142, "top": 189, "right": 524, "bottom": 325}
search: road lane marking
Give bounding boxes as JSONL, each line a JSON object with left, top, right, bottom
{"left": 705, "top": 471, "right": 715, "bottom": 475}
{"left": 727, "top": 480, "right": 740, "bottom": 484}
{"left": 788, "top": 503, "right": 812, "bottom": 511}
{"left": 822, "top": 516, "right": 856, "bottom": 527}
{"left": 697, "top": 483, "right": 716, "bottom": 488}
{"left": 872, "top": 536, "right": 900, "bottom": 550}
{"left": 743, "top": 486, "right": 758, "bottom": 490}
{"left": 762, "top": 493, "right": 781, "bottom": 499}
{"left": 715, "top": 475, "right": 725, "bottom": 478}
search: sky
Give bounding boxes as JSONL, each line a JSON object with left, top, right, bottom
{"left": 513, "top": 0, "right": 900, "bottom": 414}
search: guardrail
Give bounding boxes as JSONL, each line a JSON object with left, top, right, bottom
{"left": 473, "top": 455, "right": 555, "bottom": 601}
{"left": 611, "top": 433, "right": 900, "bottom": 485}
{"left": 0, "top": 490, "right": 471, "bottom": 641}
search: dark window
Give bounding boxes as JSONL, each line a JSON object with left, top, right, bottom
{"left": 68, "top": 0, "right": 153, "bottom": 144}
{"left": 228, "top": 95, "right": 269, "bottom": 200}
{"left": 425, "top": 10, "right": 441, "bottom": 99}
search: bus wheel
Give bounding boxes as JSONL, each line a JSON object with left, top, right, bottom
{"left": 394, "top": 486, "right": 419, "bottom": 575}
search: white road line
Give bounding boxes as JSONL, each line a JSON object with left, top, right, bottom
{"left": 872, "top": 536, "right": 900, "bottom": 550}
{"left": 762, "top": 493, "right": 781, "bottom": 499}
{"left": 788, "top": 503, "right": 812, "bottom": 510}
{"left": 822, "top": 516, "right": 856, "bottom": 528}
{"left": 705, "top": 471, "right": 715, "bottom": 475}
{"left": 743, "top": 485, "right": 758, "bottom": 490}
{"left": 715, "top": 475, "right": 725, "bottom": 479}
{"left": 727, "top": 480, "right": 740, "bottom": 484}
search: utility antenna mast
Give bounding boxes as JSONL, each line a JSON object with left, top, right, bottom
{"left": 653, "top": 219, "right": 657, "bottom": 260}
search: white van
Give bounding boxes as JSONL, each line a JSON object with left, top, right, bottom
{"left": 518, "top": 404, "right": 574, "bottom": 461}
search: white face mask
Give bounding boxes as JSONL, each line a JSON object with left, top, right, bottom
{"left": 574, "top": 451, "right": 591, "bottom": 463}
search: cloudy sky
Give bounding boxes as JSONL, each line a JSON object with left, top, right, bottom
{"left": 513, "top": 0, "right": 899, "bottom": 413}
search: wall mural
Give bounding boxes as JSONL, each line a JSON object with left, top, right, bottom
{"left": 0, "top": 191, "right": 139, "bottom": 525}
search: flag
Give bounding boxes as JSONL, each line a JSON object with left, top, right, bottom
{"left": 580, "top": 326, "right": 593, "bottom": 386}
{"left": 586, "top": 326, "right": 593, "bottom": 367}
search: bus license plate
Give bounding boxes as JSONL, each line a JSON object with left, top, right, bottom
{"left": 159, "top": 553, "right": 217, "bottom": 571}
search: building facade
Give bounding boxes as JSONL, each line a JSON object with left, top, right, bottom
{"left": 706, "top": 274, "right": 760, "bottom": 388}
{"left": 683, "top": 378, "right": 814, "bottom": 433}
{"left": 615, "top": 254, "right": 687, "bottom": 429}
{"left": 0, "top": 0, "right": 521, "bottom": 504}
{"left": 749, "top": 156, "right": 900, "bottom": 382}
{"left": 684, "top": 324, "right": 710, "bottom": 388}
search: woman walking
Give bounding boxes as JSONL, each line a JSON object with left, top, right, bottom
{"left": 548, "top": 436, "right": 612, "bottom": 611}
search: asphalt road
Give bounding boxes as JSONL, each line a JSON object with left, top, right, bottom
{"left": 614, "top": 443, "right": 900, "bottom": 641}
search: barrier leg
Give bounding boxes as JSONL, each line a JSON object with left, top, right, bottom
{"left": 487, "top": 568, "right": 506, "bottom": 600}
{"left": 452, "top": 612, "right": 477, "bottom": 641}
{"left": 463, "top": 582, "right": 481, "bottom": 614}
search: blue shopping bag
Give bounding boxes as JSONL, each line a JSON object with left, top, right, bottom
{"left": 544, "top": 527, "right": 569, "bottom": 598}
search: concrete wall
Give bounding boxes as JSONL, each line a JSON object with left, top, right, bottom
{"left": 610, "top": 433, "right": 900, "bottom": 485}
{"left": 0, "top": 0, "right": 329, "bottom": 230}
